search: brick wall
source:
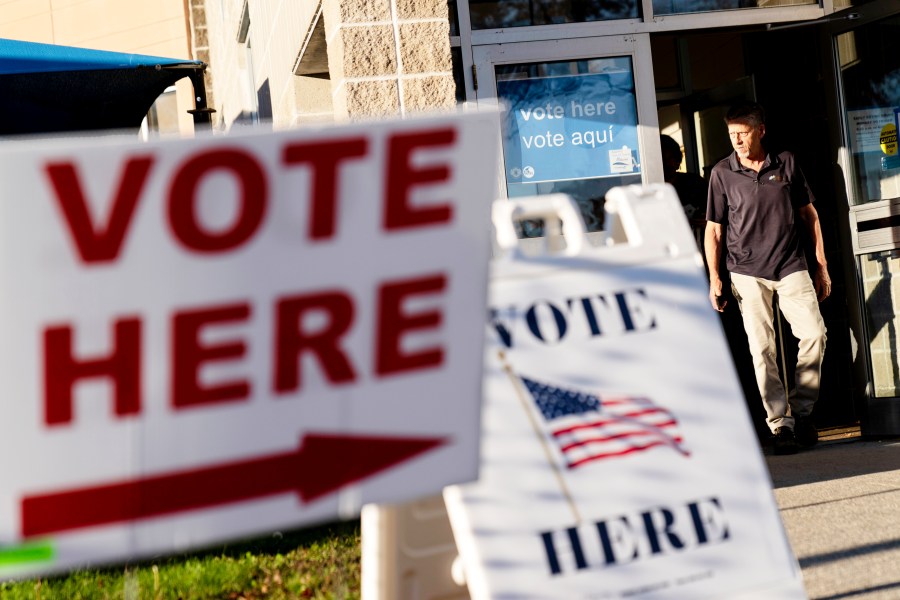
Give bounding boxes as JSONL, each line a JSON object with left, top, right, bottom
{"left": 188, "top": 0, "right": 216, "bottom": 117}
{"left": 202, "top": 0, "right": 455, "bottom": 128}
{"left": 324, "top": 0, "right": 454, "bottom": 118}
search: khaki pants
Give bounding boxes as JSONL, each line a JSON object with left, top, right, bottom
{"left": 731, "top": 271, "right": 827, "bottom": 433}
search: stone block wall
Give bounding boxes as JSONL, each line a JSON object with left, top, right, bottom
{"left": 323, "top": 0, "right": 454, "bottom": 119}
{"left": 202, "top": 0, "right": 455, "bottom": 127}
{"left": 188, "top": 0, "right": 215, "bottom": 118}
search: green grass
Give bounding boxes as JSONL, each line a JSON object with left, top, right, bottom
{"left": 0, "top": 520, "right": 360, "bottom": 600}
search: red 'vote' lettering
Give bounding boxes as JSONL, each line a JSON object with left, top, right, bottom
{"left": 282, "top": 138, "right": 368, "bottom": 240}
{"left": 45, "top": 157, "right": 154, "bottom": 264}
{"left": 168, "top": 149, "right": 268, "bottom": 253}
{"left": 43, "top": 128, "right": 456, "bottom": 264}
{"left": 43, "top": 272, "right": 448, "bottom": 426}
{"left": 384, "top": 129, "right": 455, "bottom": 231}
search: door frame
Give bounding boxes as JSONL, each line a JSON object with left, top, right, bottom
{"left": 826, "top": 0, "right": 900, "bottom": 434}
{"left": 472, "top": 35, "right": 663, "bottom": 201}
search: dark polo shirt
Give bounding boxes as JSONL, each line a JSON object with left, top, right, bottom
{"left": 706, "top": 150, "right": 812, "bottom": 280}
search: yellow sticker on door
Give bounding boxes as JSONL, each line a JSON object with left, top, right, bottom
{"left": 880, "top": 123, "right": 897, "bottom": 155}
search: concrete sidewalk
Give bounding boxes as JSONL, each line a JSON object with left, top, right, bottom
{"left": 764, "top": 429, "right": 900, "bottom": 600}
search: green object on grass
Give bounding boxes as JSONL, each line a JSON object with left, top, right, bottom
{"left": 0, "top": 521, "right": 360, "bottom": 599}
{"left": 0, "top": 541, "right": 55, "bottom": 566}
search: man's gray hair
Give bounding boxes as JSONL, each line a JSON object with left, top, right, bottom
{"left": 725, "top": 102, "right": 766, "bottom": 127}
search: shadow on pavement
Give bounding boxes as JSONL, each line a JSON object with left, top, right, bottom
{"left": 814, "top": 580, "right": 900, "bottom": 600}
{"left": 765, "top": 437, "right": 900, "bottom": 489}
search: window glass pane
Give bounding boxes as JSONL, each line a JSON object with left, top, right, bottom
{"left": 651, "top": 35, "right": 681, "bottom": 91}
{"left": 470, "top": 0, "right": 638, "bottom": 30}
{"left": 838, "top": 15, "right": 900, "bottom": 205}
{"left": 448, "top": 0, "right": 460, "bottom": 36}
{"left": 835, "top": 0, "right": 883, "bottom": 8}
{"left": 860, "top": 250, "right": 900, "bottom": 398}
{"left": 496, "top": 57, "right": 642, "bottom": 233}
{"left": 451, "top": 47, "right": 466, "bottom": 103}
{"left": 653, "top": 0, "right": 813, "bottom": 16}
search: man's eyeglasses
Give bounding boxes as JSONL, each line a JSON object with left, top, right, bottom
{"left": 728, "top": 130, "right": 756, "bottom": 140}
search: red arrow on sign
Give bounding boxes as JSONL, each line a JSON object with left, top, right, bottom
{"left": 21, "top": 433, "right": 444, "bottom": 538}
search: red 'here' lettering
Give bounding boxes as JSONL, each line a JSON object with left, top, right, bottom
{"left": 274, "top": 291, "right": 357, "bottom": 393}
{"left": 42, "top": 272, "right": 449, "bottom": 426}
{"left": 44, "top": 318, "right": 142, "bottom": 426}
{"left": 376, "top": 274, "right": 446, "bottom": 376}
{"left": 172, "top": 303, "right": 252, "bottom": 409}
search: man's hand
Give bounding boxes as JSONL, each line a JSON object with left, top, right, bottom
{"left": 799, "top": 204, "right": 831, "bottom": 303}
{"left": 815, "top": 266, "right": 831, "bottom": 302}
{"left": 704, "top": 222, "right": 726, "bottom": 312}
{"left": 709, "top": 278, "right": 726, "bottom": 312}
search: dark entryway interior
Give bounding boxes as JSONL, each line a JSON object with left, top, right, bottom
{"left": 652, "top": 25, "right": 858, "bottom": 436}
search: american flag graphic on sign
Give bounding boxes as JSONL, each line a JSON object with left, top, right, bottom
{"left": 521, "top": 376, "right": 689, "bottom": 469}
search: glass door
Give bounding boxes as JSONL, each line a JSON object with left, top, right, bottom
{"left": 832, "top": 0, "right": 900, "bottom": 433}
{"left": 473, "top": 36, "right": 661, "bottom": 235}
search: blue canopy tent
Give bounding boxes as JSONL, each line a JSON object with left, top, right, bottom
{"left": 0, "top": 38, "right": 211, "bottom": 135}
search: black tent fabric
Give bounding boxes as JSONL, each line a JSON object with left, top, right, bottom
{"left": 0, "top": 38, "right": 208, "bottom": 135}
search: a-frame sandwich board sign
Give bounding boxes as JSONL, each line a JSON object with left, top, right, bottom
{"left": 444, "top": 187, "right": 806, "bottom": 599}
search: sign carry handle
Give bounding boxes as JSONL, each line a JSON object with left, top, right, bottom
{"left": 492, "top": 194, "right": 586, "bottom": 258}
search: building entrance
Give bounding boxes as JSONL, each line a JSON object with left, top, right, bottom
{"left": 467, "top": 0, "right": 900, "bottom": 436}
{"left": 472, "top": 35, "right": 663, "bottom": 234}
{"left": 652, "top": 24, "right": 858, "bottom": 434}
{"left": 829, "top": 1, "right": 900, "bottom": 435}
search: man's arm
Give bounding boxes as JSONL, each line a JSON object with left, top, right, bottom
{"left": 704, "top": 221, "right": 726, "bottom": 312}
{"left": 798, "top": 203, "right": 831, "bottom": 302}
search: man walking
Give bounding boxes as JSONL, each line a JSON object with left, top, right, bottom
{"left": 705, "top": 102, "right": 829, "bottom": 455}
